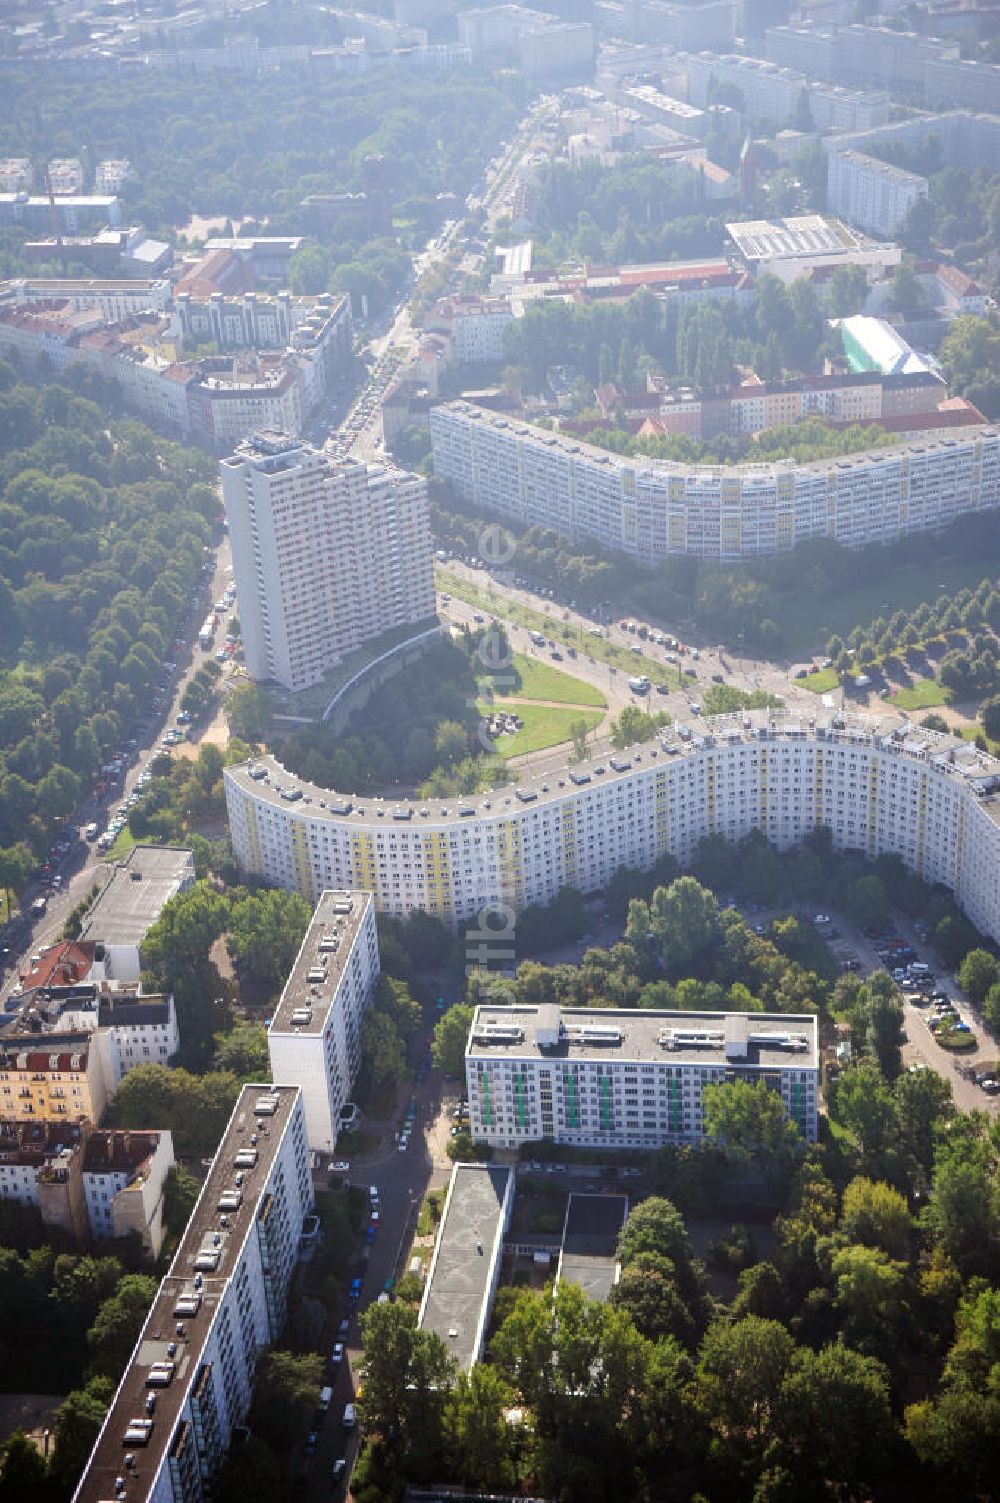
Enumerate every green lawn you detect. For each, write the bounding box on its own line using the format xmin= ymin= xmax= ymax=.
xmin=801 ymin=668 xmax=840 ymax=694
xmin=485 ymin=652 xmax=606 ymax=708
xmin=773 ymin=555 xmax=996 ymax=659
xmin=477 ymin=700 xmax=603 ymax=758
xmin=890 ymin=678 xmax=950 ymax=710
xmin=105 ymin=826 xmax=137 ymax=862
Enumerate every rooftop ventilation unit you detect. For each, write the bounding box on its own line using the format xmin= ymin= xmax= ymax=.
xmin=306 ymin=967 xmax=325 ymax=984
xmin=659 ymin=1029 xmax=726 ymax=1051
xmin=318 ymin=935 xmax=339 ymax=953
xmin=146 ymin=1361 xmax=175 ymax=1387
xmin=194 ymin=1249 xmax=221 ymax=1272
xmin=234 ymin=1148 xmax=258 ymax=1169
xmin=218 ymin=1189 xmax=242 ymax=1212
xmin=291 ymin=1008 xmax=313 ymax=1027
xmin=575 ymin=1026 xmax=622 ymax=1046
xmin=253 ymin=1094 xmax=279 ymax=1116
xmin=173 ymin=1295 xmax=201 ymax=1318
xmin=331 ymin=899 xmax=353 ymax=914
xmin=472 ymin=1025 xmax=525 ymax=1045
xmin=123 ymin=1419 xmax=153 ymax=1447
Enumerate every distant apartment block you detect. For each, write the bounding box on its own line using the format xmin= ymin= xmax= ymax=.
xmin=430 ymin=398 xmax=1000 ymax=561
xmin=94 ymin=158 xmax=131 ymax=194
xmin=458 ymin=4 xmax=594 ymax=73
xmin=174 ymin=289 xmax=352 ymax=368
xmin=221 ymin=433 xmax=435 ymax=692
xmin=826 ymin=149 xmax=927 ymax=235
xmin=681 ymin=49 xmax=890 ymax=131
xmin=47 ymin=157 xmax=85 ymax=194
xmin=24 ymin=224 xmax=171 ymax=277
xmin=465 ymin=1005 xmax=819 ymax=1150
xmin=622 ymin=0 xmax=735 ymax=47
xmin=2 ymin=275 xmax=172 ymax=321
xmin=0 ymin=158 xmax=32 ymax=192
xmin=424 ymin=294 xmax=515 ymax=363
xmin=71 ymin=1084 xmax=314 ymax=1503
xmin=766 ymin=23 xmax=1000 ymax=111
xmin=0 ymin=1121 xmax=174 ymax=1257
xmin=267 ymin=892 xmax=380 ymax=1151
xmin=0 ymin=193 xmax=120 ymax=233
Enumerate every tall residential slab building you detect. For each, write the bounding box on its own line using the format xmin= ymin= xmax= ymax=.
xmin=72 ymin=1084 xmax=313 ymax=1503
xmin=221 ymin=432 xmax=435 ymax=693
xmin=267 ymin=891 xmax=380 ymax=1151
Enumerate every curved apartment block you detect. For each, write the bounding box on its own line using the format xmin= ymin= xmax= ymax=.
xmin=429 ymin=401 xmax=1000 ymax=561
xmin=224 ymin=712 xmax=1000 ymax=944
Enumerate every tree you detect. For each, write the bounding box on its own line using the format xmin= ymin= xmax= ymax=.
xmin=224 ymin=680 xmax=269 ymax=742
xmin=225 ymin=887 xmax=312 ymax=994
xmin=697 ymin=1316 xmax=794 ymax=1460
xmin=432 ymin=1003 xmax=474 ymax=1077
xmin=211 ymin=1022 xmax=270 ymax=1079
xmin=216 ymin=1438 xmax=287 ymax=1503
xmin=163 ymin=1164 xmax=200 ymax=1242
xmin=845 ymin=874 xmax=889 ymax=931
xmin=0 ymin=841 xmax=34 ymax=916
xmin=775 ymin=1343 xmax=895 ymax=1499
xmin=981 ymin=694 xmax=1000 ymax=741
xmin=112 ymin=1064 xmax=240 ymax=1157
xmin=958 ymin=948 xmax=1000 ymax=1005
xmin=630 ymin=876 xmax=720 ymax=973
xmin=569 ymin=717 xmax=591 ymax=763
xmin=442 ymin=1366 xmax=517 ymax=1490
xmin=840 ymin=1177 xmax=912 ymax=1259
xmin=702 ymin=1078 xmax=804 ymax=1187
xmin=358 ymin=1301 xmax=454 ymax=1466
xmin=831 ymin=1243 xmax=908 ymax=1353
xmin=48 ymin=1377 xmax=114 ymax=1496
xmin=825 ymin=264 xmax=869 ymax=318
xmin=250 ymin=1349 xmax=323 ymax=1448
xmin=0 ymin=1432 xmax=46 ymax=1500
xmin=86 ymin=1274 xmax=158 ymax=1378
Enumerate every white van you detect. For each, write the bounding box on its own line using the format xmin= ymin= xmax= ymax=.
xmin=318 ymin=1386 xmax=333 ymax=1413
xmin=342 ymin=1403 xmax=356 ymax=1430
xmin=84 ymin=821 xmax=99 ymax=840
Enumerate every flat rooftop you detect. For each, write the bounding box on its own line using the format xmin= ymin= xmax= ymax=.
xmin=79 ymin=846 xmax=194 ymax=948
xmin=468 ymin=1006 xmax=820 ymax=1071
xmin=557 ymin=1193 xmax=628 ymax=1302
xmin=418 ymin=1163 xmax=514 ymax=1373
xmin=269 ymin=890 xmax=372 ymax=1036
xmin=727 ymin=214 xmax=859 ymax=261
xmin=226 ymin=709 xmax=1000 ymax=832
xmin=74 ymin=1084 xmax=301 ymax=1503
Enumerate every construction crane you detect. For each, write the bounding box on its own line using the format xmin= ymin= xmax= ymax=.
xmin=44 ymin=167 xmax=63 ymax=253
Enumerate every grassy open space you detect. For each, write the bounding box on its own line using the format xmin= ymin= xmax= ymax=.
xmin=801 ymin=668 xmax=840 ymax=694
xmin=438 ymin=568 xmax=678 ymax=688
xmin=773 ymin=555 xmax=995 ymax=659
xmin=477 ymin=700 xmax=603 ymax=758
xmin=485 ymin=652 xmax=607 ymax=707
xmin=890 ymin=678 xmax=951 ymax=710
xmin=105 ymin=826 xmax=137 ymax=862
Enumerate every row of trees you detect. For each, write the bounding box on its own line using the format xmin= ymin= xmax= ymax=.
xmin=0 ymin=366 xmax=216 ymax=879
xmin=0 ymin=1249 xmax=158 ymax=1501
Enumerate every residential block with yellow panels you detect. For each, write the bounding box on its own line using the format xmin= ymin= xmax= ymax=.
xmin=430 ymin=401 xmax=1000 ymax=562
xmin=224 ymin=713 xmax=1000 ymax=946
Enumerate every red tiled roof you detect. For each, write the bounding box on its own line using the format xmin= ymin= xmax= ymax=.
xmin=19 ymin=941 xmax=96 ymax=991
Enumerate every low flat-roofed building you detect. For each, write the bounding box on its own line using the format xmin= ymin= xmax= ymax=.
xmin=556 ymin=1192 xmax=628 ymax=1302
xmin=418 ymin=1163 xmax=515 ymax=1371
xmin=71 ymin=1084 xmax=313 ymax=1503
xmin=727 ymin=213 xmax=900 ymax=282
xmin=267 ymin=891 xmax=380 ymax=1151
xmin=466 ymin=1006 xmax=819 ymax=1150
xmin=79 ymin=846 xmax=195 ymax=981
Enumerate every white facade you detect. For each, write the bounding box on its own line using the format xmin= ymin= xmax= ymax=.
xmin=466 ymin=1006 xmax=819 ymax=1149
xmin=222 ymin=433 xmax=435 ymax=692
xmin=682 ymin=49 xmax=887 ymax=130
xmin=224 ymin=713 xmax=1000 ymax=949
xmin=82 ymin=1129 xmax=175 ymax=1257
xmin=6 ymin=276 xmax=172 ymax=321
xmin=73 ymin=1085 xmax=313 ymax=1503
xmin=430 ymin=401 xmax=1000 ymax=563
xmin=827 ymin=149 xmax=928 ymax=236
xmin=268 ymin=892 xmax=381 ymax=1152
